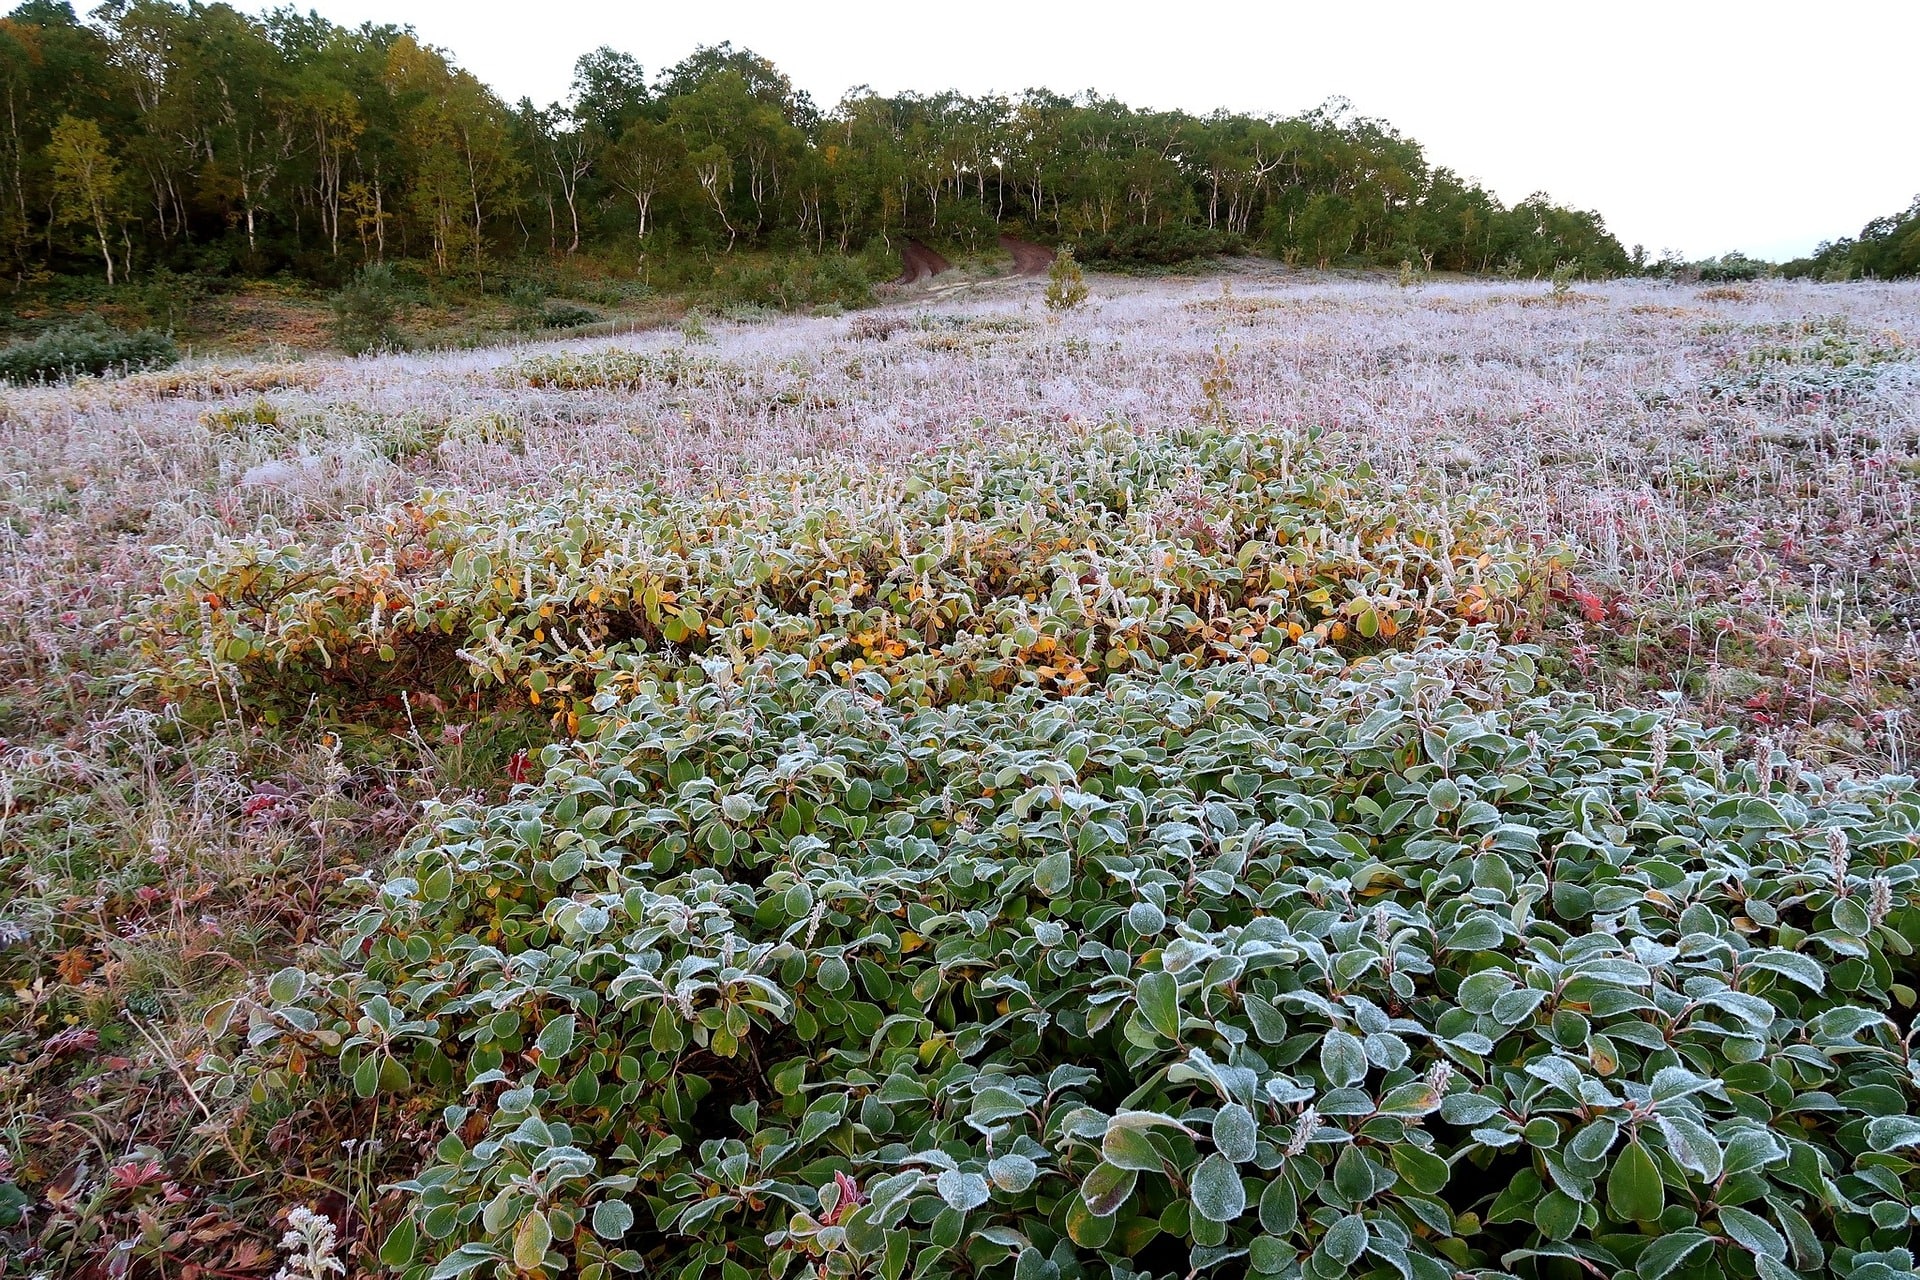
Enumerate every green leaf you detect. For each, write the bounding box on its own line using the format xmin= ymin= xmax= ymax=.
xmin=1606 ymin=1139 xmax=1663 ymax=1223
xmin=1533 ymin=1189 xmax=1580 ymax=1241
xmin=1103 ymin=1122 xmax=1164 ymax=1172
xmin=1718 ymin=1206 xmax=1787 ymax=1261
xmin=267 ymin=967 xmax=306 ymax=1005
xmin=1190 ymin=1153 xmax=1246 ymax=1223
xmin=1448 ymin=913 xmax=1503 ymax=951
xmin=1320 ymin=1213 xmax=1367 ymax=1268
xmin=1033 ymin=849 xmax=1072 ymax=898
xmin=1012 ymin=1249 xmax=1054 ymax=1280
xmin=379 ymin=1215 xmax=418 ymax=1267
xmin=1333 ymin=1145 xmax=1378 ymax=1203
xmin=969 ymin=1087 xmax=1030 ymax=1126
xmin=377 ymin=1054 xmax=411 ymax=1094
xmin=1213 ymin=1103 xmax=1258 ymax=1164
xmin=1391 ymin=1144 xmax=1450 ymax=1196
xmin=1720 ymin=1128 xmax=1784 ymax=1178
xmin=987 ymin=1154 xmax=1038 ymax=1192
xmin=1439 ymin=1092 xmax=1502 ymax=1125
xmin=1079 ymin=1162 xmax=1137 ymax=1218
xmin=536 ymin=1014 xmax=576 ymax=1061
xmin=591 ymin=1200 xmax=635 ymax=1241
xmin=1637 ymin=1228 xmax=1712 ymax=1280
xmin=1319 ymin=1030 xmax=1367 ymax=1087
xmin=1258 ymin=1174 xmax=1298 ymax=1236
xmin=1065 ymin=1194 xmax=1116 ymax=1248
xmin=1866 ymin=1115 xmax=1920 ymax=1152
xmin=935 ymin=1169 xmax=989 ymax=1213
xmin=1655 ymin=1113 xmax=1723 ymax=1180
xmin=1128 ymin=900 xmax=1167 ymax=935
xmin=1248 ymin=1235 xmax=1291 ymax=1276
xmin=1747 ymin=950 xmax=1825 ymax=991
xmin=818 ymin=956 xmax=852 ymax=991
xmin=1377 ymin=1081 xmax=1442 ymax=1117
xmin=1135 ymin=971 xmax=1181 ymax=1040
xmin=430 ymin=1245 xmax=505 ymax=1280
xmin=649 ymin=1002 xmax=686 ymax=1055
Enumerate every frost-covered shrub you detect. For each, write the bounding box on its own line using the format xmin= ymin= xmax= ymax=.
xmin=708 ymin=255 xmax=875 ymax=313
xmin=505 ymin=346 xmax=733 ymax=392
xmin=1045 ymin=249 xmax=1090 ymax=313
xmin=330 ymin=263 xmax=407 ymax=355
xmin=0 ymin=322 xmax=178 ymax=384
xmin=1701 ymin=317 xmax=1912 ymax=407
xmin=242 ymin=640 xmax=1920 ymax=1280
xmin=139 ymin=428 xmax=1552 ymax=716
xmin=541 ymin=302 xmax=602 ymax=330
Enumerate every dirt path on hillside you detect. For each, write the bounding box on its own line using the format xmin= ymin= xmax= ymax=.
xmin=893 ymin=239 xmax=954 ymax=285
xmin=999 ymin=235 xmax=1055 ymax=275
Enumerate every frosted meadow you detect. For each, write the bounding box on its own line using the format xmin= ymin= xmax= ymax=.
xmin=5 ymin=268 xmax=1920 ymax=1280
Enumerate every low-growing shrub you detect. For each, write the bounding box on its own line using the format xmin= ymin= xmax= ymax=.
xmin=0 ymin=322 xmax=179 ymax=384
xmin=560 ymin=278 xmax=657 ymax=308
xmin=331 ymin=263 xmax=408 ymax=356
xmin=1075 ymin=225 xmax=1244 ymax=269
xmin=1701 ymin=317 xmax=1911 ymax=407
xmin=200 ymin=397 xmax=283 ymax=435
xmin=542 ymin=302 xmax=603 ymax=330
xmin=124 ymin=361 xmax=326 ymax=399
xmin=1045 ymin=249 xmax=1089 ymax=313
xmin=504 ymin=288 xmax=598 ymax=333
xmin=505 ymin=346 xmax=735 ymax=392
xmin=848 ymin=313 xmax=912 ymax=343
xmin=138 ymin=428 xmax=1554 ymax=719
xmin=231 ymin=639 xmax=1920 ymax=1280
xmin=509 ymin=283 xmax=551 ymax=333
xmin=707 ymin=255 xmax=876 ymax=313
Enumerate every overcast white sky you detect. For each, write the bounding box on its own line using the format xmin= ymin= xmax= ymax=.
xmin=293 ymin=0 xmax=1919 ymax=261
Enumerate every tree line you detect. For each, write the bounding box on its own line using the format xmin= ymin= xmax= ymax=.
xmin=1 ymin=0 xmax=1633 ymax=290
xmin=1782 ymin=196 xmax=1920 ymax=282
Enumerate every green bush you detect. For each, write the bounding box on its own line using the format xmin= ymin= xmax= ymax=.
xmin=509 ymin=283 xmax=551 ymax=333
xmin=330 ymin=262 xmax=408 ymax=355
xmin=1045 ymin=249 xmax=1089 ymax=313
xmin=1075 ymin=225 xmax=1244 ymax=269
xmin=239 ymin=639 xmax=1920 ymax=1280
xmin=0 ymin=322 xmax=178 ymax=384
xmin=558 ymin=278 xmax=657 ymax=308
xmin=707 ymin=254 xmax=876 ymax=313
xmin=1696 ymin=254 xmax=1770 ymax=284
xmin=541 ymin=302 xmax=603 ymax=330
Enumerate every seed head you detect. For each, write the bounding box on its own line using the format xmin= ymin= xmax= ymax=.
xmin=1285 ymin=1106 xmax=1318 ymax=1157
xmin=1869 ymin=875 xmax=1893 ymax=927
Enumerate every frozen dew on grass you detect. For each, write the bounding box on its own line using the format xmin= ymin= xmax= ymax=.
xmin=12 ymin=269 xmax=1910 ymax=754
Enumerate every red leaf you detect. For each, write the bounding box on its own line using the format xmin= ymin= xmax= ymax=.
xmin=505 ymin=748 xmax=533 ymax=784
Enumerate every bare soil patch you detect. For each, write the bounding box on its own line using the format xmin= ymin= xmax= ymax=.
xmin=1000 ymin=234 xmax=1055 ymax=275
xmin=892 ymin=239 xmax=954 ymax=285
